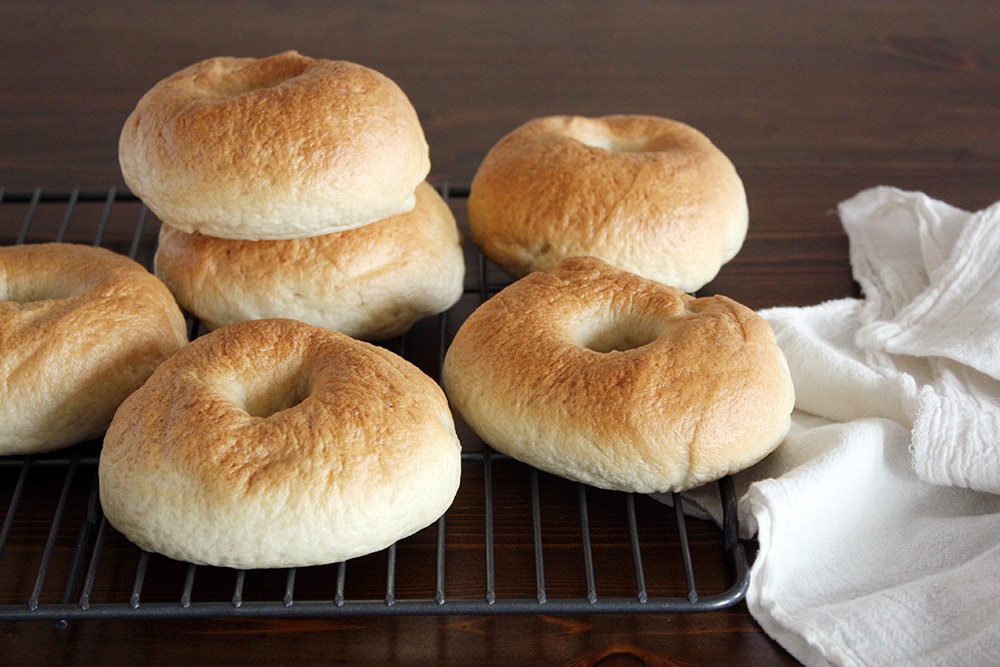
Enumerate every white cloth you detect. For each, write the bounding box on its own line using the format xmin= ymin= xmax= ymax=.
xmin=843 ymin=187 xmax=1000 ymax=493
xmin=682 ymin=187 xmax=1000 ymax=666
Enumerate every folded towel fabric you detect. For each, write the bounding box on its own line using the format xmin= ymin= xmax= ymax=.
xmin=740 ymin=412 xmax=1000 ymax=667
xmin=679 ymin=188 xmax=1000 ymax=666
xmin=842 ymin=187 xmax=1000 ymax=493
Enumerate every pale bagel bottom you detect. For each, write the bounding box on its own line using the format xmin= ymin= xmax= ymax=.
xmin=442 ymin=257 xmax=794 ymax=494
xmin=99 ymin=318 xmax=462 ymax=569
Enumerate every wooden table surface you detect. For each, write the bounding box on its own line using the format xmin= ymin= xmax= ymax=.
xmin=1 ymin=2 xmax=998 ymax=665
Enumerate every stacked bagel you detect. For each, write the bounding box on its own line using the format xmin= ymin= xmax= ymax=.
xmin=119 ymin=50 xmax=464 ymax=340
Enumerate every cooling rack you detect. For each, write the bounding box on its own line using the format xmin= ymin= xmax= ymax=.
xmin=0 ymin=186 xmax=749 ymax=624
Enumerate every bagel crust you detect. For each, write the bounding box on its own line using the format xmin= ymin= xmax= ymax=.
xmin=119 ymin=51 xmax=430 ymax=239
xmin=99 ymin=318 xmax=462 ymax=569
xmin=0 ymin=243 xmax=188 ymax=454
xmin=442 ymin=257 xmax=794 ymax=493
xmin=467 ymin=115 xmax=748 ymax=292
xmin=154 ymin=182 xmax=465 ymax=339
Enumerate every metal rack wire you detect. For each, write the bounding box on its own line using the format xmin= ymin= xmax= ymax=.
xmin=0 ymin=187 xmax=750 ymax=623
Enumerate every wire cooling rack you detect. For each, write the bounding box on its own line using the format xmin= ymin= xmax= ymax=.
xmin=0 ymin=186 xmax=749 ymax=623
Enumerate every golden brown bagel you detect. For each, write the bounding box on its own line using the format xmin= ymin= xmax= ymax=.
xmin=99 ymin=318 xmax=462 ymax=569
xmin=0 ymin=243 xmax=188 ymax=454
xmin=119 ymin=50 xmax=430 ymax=240
xmin=467 ymin=114 xmax=748 ymax=292
xmin=154 ymin=182 xmax=465 ymax=339
xmin=442 ymin=257 xmax=793 ymax=493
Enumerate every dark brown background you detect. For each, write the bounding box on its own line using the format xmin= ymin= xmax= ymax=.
xmin=2 ymin=1 xmax=998 ymax=665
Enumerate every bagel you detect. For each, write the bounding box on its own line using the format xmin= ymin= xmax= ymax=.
xmin=467 ymin=114 xmax=748 ymax=292
xmin=154 ymin=182 xmax=465 ymax=339
xmin=119 ymin=50 xmax=430 ymax=240
xmin=442 ymin=256 xmax=793 ymax=493
xmin=99 ymin=318 xmax=462 ymax=569
xmin=0 ymin=243 xmax=188 ymax=455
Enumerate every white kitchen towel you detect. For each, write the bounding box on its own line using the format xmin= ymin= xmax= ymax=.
xmin=841 ymin=187 xmax=1000 ymax=493
xmin=740 ymin=413 xmax=1000 ymax=667
xmin=677 ymin=188 xmax=1000 ymax=666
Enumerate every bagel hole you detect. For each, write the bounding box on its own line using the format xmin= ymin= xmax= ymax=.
xmin=1 ymin=277 xmax=81 ymax=305
xmin=570 ymin=126 xmax=651 ymax=153
xmin=575 ymin=311 xmax=667 ymax=353
xmin=215 ymin=60 xmax=310 ymax=98
xmin=240 ymin=361 xmax=313 ymax=419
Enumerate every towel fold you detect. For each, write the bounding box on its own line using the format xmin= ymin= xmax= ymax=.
xmin=679 ymin=187 xmax=1000 ymax=666
xmin=740 ymin=414 xmax=1000 ymax=667
xmin=842 ymin=187 xmax=1000 ymax=493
